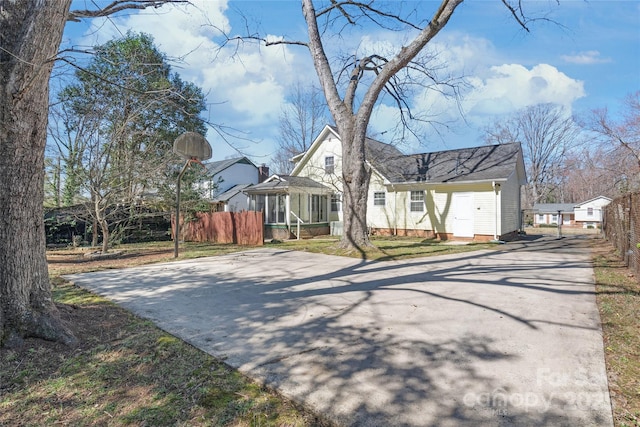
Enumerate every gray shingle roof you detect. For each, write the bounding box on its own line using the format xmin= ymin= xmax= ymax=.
xmin=244 ymin=175 xmax=330 ymax=194
xmin=212 ymin=183 xmax=252 ymax=202
xmin=205 ymin=157 xmax=254 ymax=176
xmin=295 ymin=125 xmax=523 ymax=185
xmin=532 ymin=203 xmax=577 ymax=213
xmin=369 ymin=142 xmax=522 ymax=184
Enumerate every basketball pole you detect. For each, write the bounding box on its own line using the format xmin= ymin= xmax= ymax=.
xmin=174 ymin=159 xmax=191 ymax=258
xmin=172 ymin=131 xmax=212 ymax=258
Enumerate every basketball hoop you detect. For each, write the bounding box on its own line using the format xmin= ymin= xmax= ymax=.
xmin=173 ymin=131 xmax=212 ymax=161
xmin=173 ymin=132 xmax=212 ymax=258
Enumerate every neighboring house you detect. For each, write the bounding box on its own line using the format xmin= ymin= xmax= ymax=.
xmin=532 ymin=203 xmax=576 ymax=227
xmin=202 ymin=157 xmax=268 ymax=212
xmin=246 ymin=125 xmax=527 ymax=241
xmin=533 ymin=196 xmax=612 ymax=228
xmin=574 ymin=196 xmax=612 ymax=228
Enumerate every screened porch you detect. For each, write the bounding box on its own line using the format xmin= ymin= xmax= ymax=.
xmin=245 ymin=175 xmax=333 ymax=239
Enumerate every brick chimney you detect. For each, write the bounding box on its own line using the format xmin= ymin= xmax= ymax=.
xmin=258 ymin=164 xmax=269 ymax=183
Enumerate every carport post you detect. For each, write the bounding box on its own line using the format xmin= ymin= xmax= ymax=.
xmin=557 ymin=209 xmax=562 ymax=238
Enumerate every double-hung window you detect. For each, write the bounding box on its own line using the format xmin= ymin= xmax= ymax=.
xmin=410 ymin=190 xmax=425 ymax=212
xmin=331 ymin=193 xmax=342 ymax=212
xmin=325 ymin=156 xmax=334 ymax=174
xmin=373 ymin=192 xmax=386 ymax=206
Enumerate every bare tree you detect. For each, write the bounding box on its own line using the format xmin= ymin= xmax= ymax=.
xmin=0 ymin=1 xmax=182 ymax=347
xmin=561 ymin=147 xmax=634 ymax=201
xmin=272 ymin=82 xmax=328 ymax=174
xmin=220 ymin=0 xmax=540 ymax=249
xmin=484 ymin=103 xmax=579 ymax=206
xmin=584 ymin=91 xmax=640 ymax=174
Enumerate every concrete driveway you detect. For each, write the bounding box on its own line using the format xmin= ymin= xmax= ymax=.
xmin=66 ymin=236 xmax=613 ymax=426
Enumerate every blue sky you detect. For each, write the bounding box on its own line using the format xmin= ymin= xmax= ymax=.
xmin=61 ymin=0 xmax=640 ymax=164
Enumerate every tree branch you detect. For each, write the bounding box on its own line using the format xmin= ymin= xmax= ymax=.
xmin=68 ymin=0 xmax=188 ymax=22
xmin=316 ymin=1 xmax=423 ymax=31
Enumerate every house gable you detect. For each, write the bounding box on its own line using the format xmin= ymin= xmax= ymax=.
xmin=206 ymin=156 xmax=255 ymax=176
xmin=291 ymin=125 xmax=341 ymax=176
xmin=574 ymin=196 xmax=612 ymax=224
xmin=205 ymin=157 xmax=259 ymax=196
xmin=202 ymin=156 xmax=260 ymax=212
xmin=290 ymin=125 xmax=344 ymax=189
xmin=575 ymin=196 xmax=612 ymax=209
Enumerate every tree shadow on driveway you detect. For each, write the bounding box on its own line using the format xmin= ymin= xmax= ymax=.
xmin=66 ymin=235 xmax=613 ymax=426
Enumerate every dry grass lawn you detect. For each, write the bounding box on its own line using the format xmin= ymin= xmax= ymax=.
xmin=592 ymin=239 xmax=640 ymax=427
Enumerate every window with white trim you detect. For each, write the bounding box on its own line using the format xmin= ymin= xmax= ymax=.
xmin=331 ymin=193 xmax=342 ymax=212
xmin=373 ymin=192 xmax=386 ymax=206
xmin=587 ymin=207 xmax=594 ymax=216
xmin=324 ymin=156 xmax=334 ymax=174
xmin=410 ymin=190 xmax=424 ymax=212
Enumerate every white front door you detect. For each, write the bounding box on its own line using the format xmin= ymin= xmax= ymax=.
xmin=453 ymin=192 xmax=474 ymax=237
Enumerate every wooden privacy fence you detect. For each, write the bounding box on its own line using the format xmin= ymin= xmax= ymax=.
xmin=172 ymin=211 xmax=263 ymax=246
xmin=603 ymin=192 xmax=640 ymax=276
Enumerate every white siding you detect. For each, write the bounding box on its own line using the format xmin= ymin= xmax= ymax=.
xmin=211 ymin=163 xmax=258 ymax=197
xmin=295 ymin=134 xmax=343 ymax=188
xmin=575 ymin=197 xmax=611 ymax=223
xmin=225 ymin=192 xmax=249 ymax=212
xmin=430 ymin=184 xmax=497 ymax=237
xmin=367 ymin=182 xmax=504 ymax=238
xmin=367 ymin=172 xmax=402 ymax=230
xmin=500 ymin=172 xmax=521 ymax=235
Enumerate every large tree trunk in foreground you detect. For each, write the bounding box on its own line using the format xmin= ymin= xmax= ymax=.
xmin=337 ymin=121 xmax=373 ymax=249
xmin=0 ymin=1 xmax=76 ymax=347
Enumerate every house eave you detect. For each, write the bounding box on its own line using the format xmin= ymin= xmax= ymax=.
xmin=386 ymin=178 xmax=509 ymax=189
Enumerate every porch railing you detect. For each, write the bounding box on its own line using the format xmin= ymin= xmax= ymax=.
xmin=290 ymin=211 xmax=304 ymax=240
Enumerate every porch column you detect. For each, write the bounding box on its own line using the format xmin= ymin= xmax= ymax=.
xmin=326 ymin=193 xmax=330 ymax=222
xmin=286 ymin=194 xmax=291 ymax=228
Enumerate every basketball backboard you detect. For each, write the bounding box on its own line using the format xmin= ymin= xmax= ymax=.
xmin=173 ymin=132 xmax=212 ymax=161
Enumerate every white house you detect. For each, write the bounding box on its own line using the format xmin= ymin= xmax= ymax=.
xmin=574 ymin=196 xmax=612 ymax=228
xmin=532 ymin=203 xmax=576 ymax=227
xmin=246 ymin=125 xmax=527 ymax=241
xmin=203 ymin=157 xmax=268 ymax=212
xmin=533 ymin=196 xmax=612 ymax=229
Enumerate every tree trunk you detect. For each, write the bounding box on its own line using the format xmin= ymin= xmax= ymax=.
xmin=337 ymin=121 xmax=373 ymax=249
xmin=100 ymin=219 xmax=110 ymax=254
xmin=0 ymin=1 xmax=76 ymax=347
xmin=92 ymin=217 xmax=99 ymax=247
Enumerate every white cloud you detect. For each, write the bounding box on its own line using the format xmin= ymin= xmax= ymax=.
xmin=340 ymin=30 xmax=587 ymax=153
xmin=561 ymin=50 xmax=611 ymax=65
xmin=465 ymin=63 xmax=585 ymax=117
xmin=75 ymin=1 xmax=311 ymax=159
